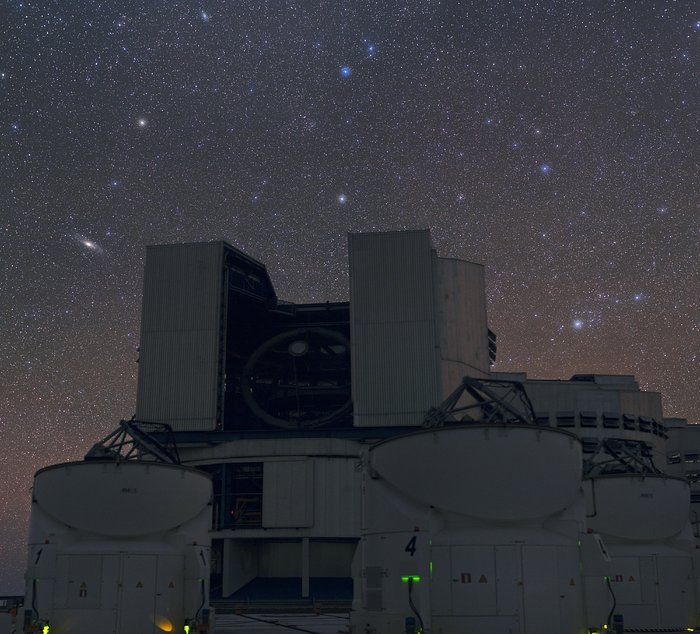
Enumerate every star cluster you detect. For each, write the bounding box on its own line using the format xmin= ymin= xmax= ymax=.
xmin=1 ymin=0 xmax=698 ymax=591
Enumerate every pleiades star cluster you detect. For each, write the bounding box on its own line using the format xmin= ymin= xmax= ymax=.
xmin=1 ymin=1 xmax=698 ymax=592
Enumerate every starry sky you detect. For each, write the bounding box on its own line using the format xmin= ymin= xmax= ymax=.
xmin=1 ymin=0 xmax=698 ymax=592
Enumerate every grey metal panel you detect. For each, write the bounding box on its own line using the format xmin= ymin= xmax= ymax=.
xmin=434 ymin=258 xmax=490 ymax=391
xmin=313 ymin=457 xmax=361 ymax=536
xmin=135 ymin=331 xmax=220 ymax=427
xmin=263 ymin=460 xmax=314 ymax=528
xmin=349 ymin=230 xmax=436 ymax=322
xmin=349 ymin=231 xmax=440 ymax=427
xmin=352 ymin=321 xmax=440 ymax=425
xmin=135 ymin=242 xmax=225 ymax=430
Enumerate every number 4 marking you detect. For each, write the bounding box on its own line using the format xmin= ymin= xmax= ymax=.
xmin=405 ymin=536 xmax=417 ymax=557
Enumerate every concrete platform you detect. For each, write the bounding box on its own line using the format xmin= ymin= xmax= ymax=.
xmin=214 ymin=613 xmax=349 ymax=633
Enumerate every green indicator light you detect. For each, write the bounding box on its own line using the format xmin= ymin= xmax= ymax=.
xmin=184 ymin=626 xmax=190 ymax=634
xmin=43 ymin=626 xmax=50 ymax=634
xmin=401 ymin=575 xmax=421 ymax=583
xmin=429 ymin=561 xmax=433 ymax=577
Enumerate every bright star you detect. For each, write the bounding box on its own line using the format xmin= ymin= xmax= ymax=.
xmin=366 ymin=43 xmax=376 ymax=57
xmin=484 ymin=117 xmax=493 ymax=125
xmin=633 ymin=294 xmax=642 ymax=301
xmin=200 ymin=10 xmax=210 ymax=21
xmin=337 ymin=194 xmax=347 ymax=204
xmin=539 ymin=163 xmax=552 ymax=175
xmin=340 ymin=66 xmax=352 ymax=78
xmin=573 ymin=319 xmax=584 ymax=330
xmin=137 ymin=118 xmax=147 ymax=128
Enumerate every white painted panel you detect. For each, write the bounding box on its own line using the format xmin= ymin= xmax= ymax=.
xmin=118 ymin=554 xmax=157 ymax=634
xmin=430 ymin=545 xmax=452 ymax=615
xmin=521 ymin=546 xmax=558 ymax=634
xmin=155 ymin=555 xmax=184 ymax=626
xmin=313 ymin=457 xmax=361 ymax=536
xmin=263 ymin=460 xmax=314 ymax=528
xmin=258 ymin=542 xmax=302 ymax=577
xmin=56 ymin=554 xmax=104 ymax=610
xmin=309 ymin=542 xmax=357 ymax=576
xmin=223 ymin=540 xmax=259 ymax=597
xmin=657 ymin=556 xmax=694 ymax=626
xmin=495 ymin=545 xmax=521 ymax=617
xmin=450 ymin=545 xmax=497 ymax=615
xmin=556 ymin=546 xmax=584 ymax=634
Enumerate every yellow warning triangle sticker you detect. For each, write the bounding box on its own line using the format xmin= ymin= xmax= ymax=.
xmin=136 ymin=581 xmax=143 ymax=588
xmin=168 ymin=581 xmax=175 ymax=588
xmin=569 ymin=578 xmax=575 ymax=586
xmin=478 ymin=574 xmax=488 ymax=583
xmin=628 ymin=575 xmax=635 ymax=582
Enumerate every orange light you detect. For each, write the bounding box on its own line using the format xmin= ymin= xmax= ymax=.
xmin=154 ymin=616 xmax=174 ymax=632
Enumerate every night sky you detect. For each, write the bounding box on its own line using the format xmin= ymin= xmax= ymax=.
xmin=2 ymin=1 xmax=698 ymax=592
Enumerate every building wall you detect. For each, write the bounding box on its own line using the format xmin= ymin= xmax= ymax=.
xmin=136 ymin=242 xmax=226 ymax=430
xmin=183 ymin=438 xmax=364 ymax=598
xmin=665 ymin=420 xmax=700 ymax=522
xmin=492 ymin=373 xmax=668 ymax=457
xmin=181 ymin=438 xmax=363 ymax=540
xmin=349 ymin=231 xmax=491 ymax=427
xmin=349 ymin=230 xmax=440 ymax=427
xmin=434 ymin=257 xmax=491 ymax=397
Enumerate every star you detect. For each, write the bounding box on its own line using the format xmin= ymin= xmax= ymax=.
xmin=572 ymin=319 xmax=584 ymax=330
xmin=337 ymin=194 xmax=347 ymax=204
xmin=340 ymin=66 xmax=352 ymax=78
xmin=200 ymin=10 xmax=210 ymax=22
xmin=539 ymin=163 xmax=552 ymax=175
xmin=137 ymin=118 xmax=147 ymax=128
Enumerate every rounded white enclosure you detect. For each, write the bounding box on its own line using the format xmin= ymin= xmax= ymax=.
xmin=585 ymin=474 xmax=690 ymax=540
xmin=370 ymin=424 xmax=581 ymax=521
xmin=33 ymin=460 xmax=211 ymax=537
